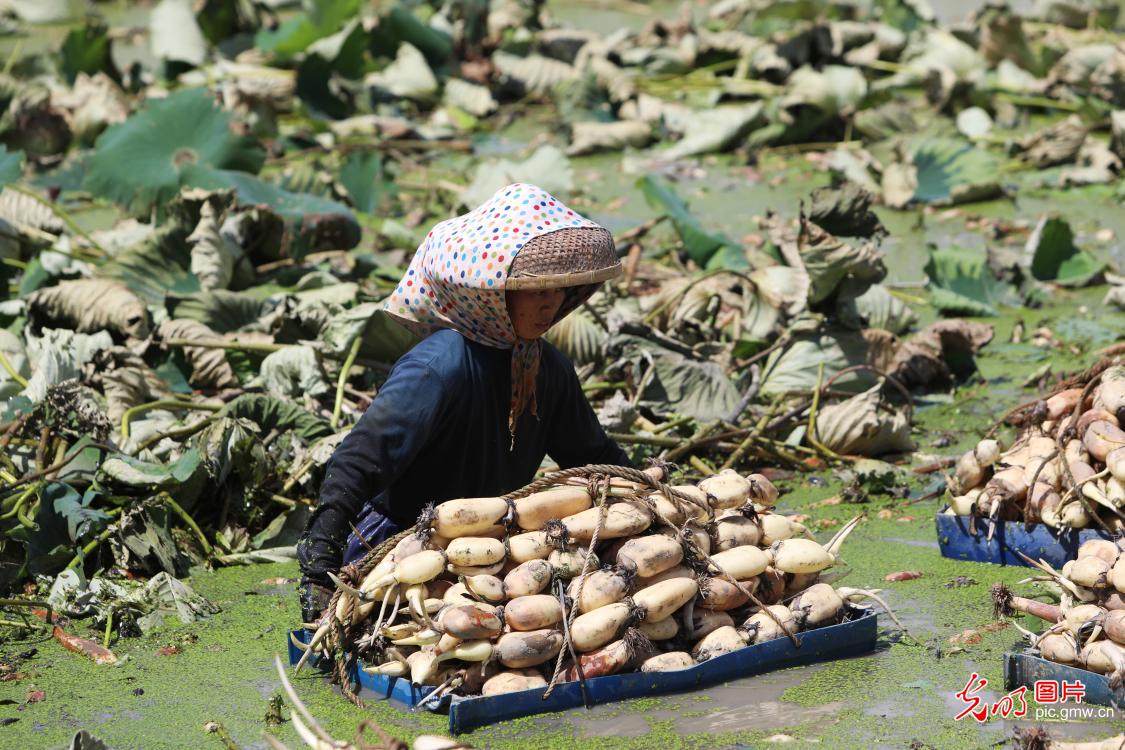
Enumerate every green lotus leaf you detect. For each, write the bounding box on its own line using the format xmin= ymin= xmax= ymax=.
xmin=638 ymin=175 xmax=742 ymax=268
xmin=180 ymin=165 xmax=360 ymax=252
xmin=924 ymin=247 xmax=1019 ymax=317
xmin=1026 ymin=215 xmax=1105 ymax=287
xmin=338 ymin=150 xmax=396 ymax=215
xmin=83 ymin=88 xmax=265 ymax=216
xmin=911 ymin=137 xmax=1003 ymax=205
xmin=60 ymin=21 xmax=118 ymax=83
xmin=370 ymin=5 xmax=453 ymax=65
xmin=255 ymin=0 xmax=360 ymax=58
xmin=759 ymin=329 xmax=875 ymax=396
xmin=219 ymin=393 xmax=333 ymax=442
xmin=0 ymin=145 xmax=23 ymax=185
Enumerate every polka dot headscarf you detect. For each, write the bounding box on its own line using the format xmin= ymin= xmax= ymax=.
xmin=384 ymin=183 xmax=602 ymax=447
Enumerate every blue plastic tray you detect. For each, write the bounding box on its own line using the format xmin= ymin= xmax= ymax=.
xmin=935 ymin=509 xmax=1113 ymax=568
xmin=1004 ymin=652 xmax=1124 ymax=708
xmin=288 ymin=606 xmax=878 ymax=734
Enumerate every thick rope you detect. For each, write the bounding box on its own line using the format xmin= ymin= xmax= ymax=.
xmin=543 ymin=476 xmax=610 ymax=699
xmin=315 ymin=527 xmax=418 ymax=699
xmin=555 ymin=577 xmax=591 ymax=708
xmin=334 ymin=618 xmax=364 ymax=707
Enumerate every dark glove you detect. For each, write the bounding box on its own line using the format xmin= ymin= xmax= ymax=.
xmin=297 ymin=505 xmax=348 ymax=593
xmin=298 ymin=580 xmax=334 ymax=626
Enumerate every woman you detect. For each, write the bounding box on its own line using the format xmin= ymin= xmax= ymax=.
xmin=297 ymin=183 xmax=633 ymax=621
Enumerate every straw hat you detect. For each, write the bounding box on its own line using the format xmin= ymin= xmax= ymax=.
xmin=505 ymin=226 xmax=622 ymax=290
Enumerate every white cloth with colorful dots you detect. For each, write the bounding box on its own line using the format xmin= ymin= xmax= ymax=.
xmin=384 ymin=182 xmax=600 ymax=444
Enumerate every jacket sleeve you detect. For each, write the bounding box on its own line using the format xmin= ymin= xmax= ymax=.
xmin=297 ymin=357 xmax=452 ymax=588
xmin=544 ymin=350 xmax=633 ymax=470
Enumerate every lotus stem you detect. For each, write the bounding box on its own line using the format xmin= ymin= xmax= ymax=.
xmin=281 ymin=458 xmax=316 ymax=495
xmin=689 ymin=455 xmax=715 ymax=475
xmin=47 ymin=438 xmax=67 ymax=480
xmin=203 ymin=720 xmax=240 ymax=750
xmin=164 ymin=338 xmax=390 ymax=371
xmin=34 ymin=426 xmax=48 ymax=474
xmin=331 ymin=335 xmax=362 ymax=429
xmin=652 ymin=415 xmax=693 ymax=434
xmin=131 ymin=416 xmax=216 ymax=455
xmin=164 ymin=337 xmax=286 ymax=354
xmin=722 ymin=397 xmax=784 ymax=471
xmin=665 ymin=419 xmax=725 ymax=462
xmin=2 ymin=39 xmax=22 ymax=76
xmin=0 ymin=618 xmax=50 ymax=631
xmin=120 ymin=400 xmax=222 ymax=439
xmin=0 ymin=349 xmax=27 ymax=388
xmin=1 ymin=441 xmax=109 ymax=492
xmin=66 ymin=525 xmax=116 ymax=570
xmin=582 ymin=381 xmax=627 ymax=393
xmin=15 ymin=497 xmax=35 ymax=528
xmin=861 ymin=59 xmax=907 ymax=73
xmin=262 ymin=736 xmax=292 ymax=750
xmin=158 ymin=492 xmax=213 ymax=556
xmin=5 ymin=185 xmax=106 ymax=257
xmin=995 ymin=92 xmax=1081 ymax=111
xmin=0 ymin=484 xmax=36 ymax=520
xmin=805 ymin=362 xmax=839 ymax=460
xmin=608 ymin=432 xmax=680 ymax=447
xmin=268 ymin=494 xmax=304 ymax=508
xmin=0 ymin=597 xmax=54 ymax=610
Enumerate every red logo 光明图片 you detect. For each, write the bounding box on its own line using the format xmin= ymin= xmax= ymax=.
xmin=954 ymin=673 xmax=1027 ymax=721
xmin=954 ymin=674 xmax=1086 ymax=722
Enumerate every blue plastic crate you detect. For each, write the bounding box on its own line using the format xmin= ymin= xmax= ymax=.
xmin=935 ymin=509 xmax=1113 ymax=568
xmin=288 ymin=606 xmax=878 ymax=734
xmin=1004 ymin=652 xmax=1125 ymax=709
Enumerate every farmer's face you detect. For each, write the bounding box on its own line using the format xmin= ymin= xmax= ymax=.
xmin=506 ymin=288 xmax=566 ymax=339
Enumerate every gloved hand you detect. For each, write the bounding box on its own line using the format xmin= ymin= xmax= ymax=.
xmin=296 ymin=512 xmax=341 ymax=626
xmin=298 ymin=579 xmax=334 ymax=626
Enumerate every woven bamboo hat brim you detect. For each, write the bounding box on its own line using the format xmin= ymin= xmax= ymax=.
xmin=505 ymin=226 xmax=622 ymax=290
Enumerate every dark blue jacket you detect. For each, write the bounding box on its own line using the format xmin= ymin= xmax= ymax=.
xmin=297 ymin=329 xmax=631 ymax=587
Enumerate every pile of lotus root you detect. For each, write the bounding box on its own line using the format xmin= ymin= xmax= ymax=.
xmin=946 ymin=362 xmax=1125 ymax=532
xmin=294 ymin=465 xmax=887 ymax=702
xmin=994 ymin=537 xmax=1125 ymax=688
